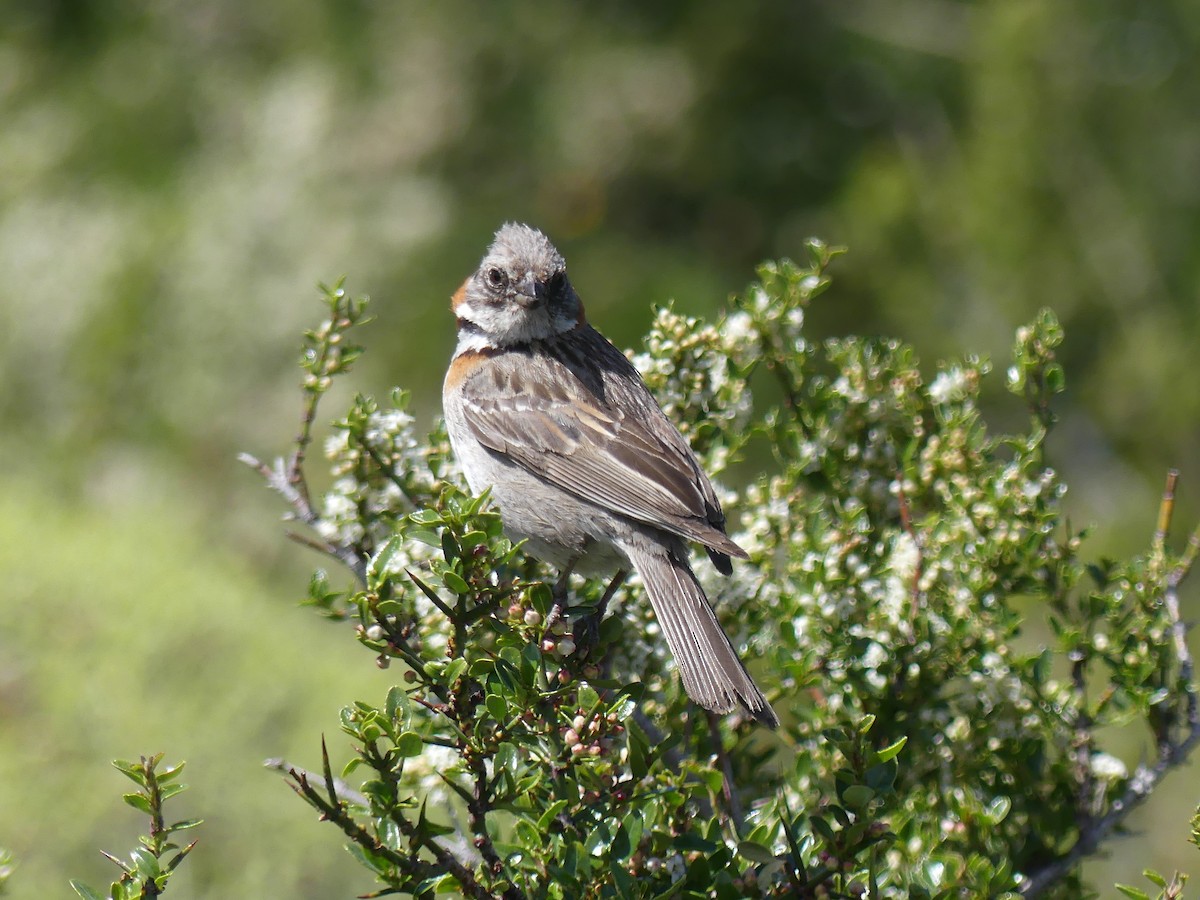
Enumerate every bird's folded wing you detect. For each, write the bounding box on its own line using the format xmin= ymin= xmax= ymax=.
xmin=458 ymin=352 xmax=744 ymax=558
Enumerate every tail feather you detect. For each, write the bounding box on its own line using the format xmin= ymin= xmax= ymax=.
xmin=625 ymin=542 xmax=778 ymax=727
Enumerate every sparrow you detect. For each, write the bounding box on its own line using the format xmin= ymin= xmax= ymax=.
xmin=442 ymin=223 xmax=777 ymax=727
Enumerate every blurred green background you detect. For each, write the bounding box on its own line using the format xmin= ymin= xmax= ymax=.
xmin=1 ymin=0 xmax=1197 ymax=895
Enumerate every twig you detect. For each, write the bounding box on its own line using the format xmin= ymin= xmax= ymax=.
xmin=287 ymin=767 xmax=433 ymax=886
xmin=1020 ymin=729 xmax=1200 ymax=897
xmin=1021 ymin=471 xmax=1200 ymax=897
xmin=1068 ymin=654 xmax=1095 ymax=823
xmin=1153 ymin=470 xmax=1179 ymax=556
xmin=1160 ymin=473 xmax=1198 ymax=733
xmin=288 ymin=761 xmax=501 ymax=900
xmin=239 ymin=451 xmax=368 ymax=584
xmin=706 ymin=711 xmax=745 ymax=833
xmin=466 ymin=754 xmax=518 ymax=899
xmin=264 ymin=757 xmax=369 ymax=807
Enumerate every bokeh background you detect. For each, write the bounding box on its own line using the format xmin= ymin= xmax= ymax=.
xmin=2 ymin=1 xmax=1198 ymax=895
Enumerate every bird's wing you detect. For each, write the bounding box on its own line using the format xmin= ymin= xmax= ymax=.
xmin=457 ymin=333 xmax=745 ymax=559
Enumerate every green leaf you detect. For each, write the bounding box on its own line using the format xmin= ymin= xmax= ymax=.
xmin=460 ymin=530 xmax=489 ymax=551
xmin=841 ymin=784 xmax=875 ymax=809
xmin=395 ymin=731 xmax=424 ymax=757
xmin=673 ymin=833 xmax=717 ymax=852
xmin=538 ymin=799 xmax=569 ymax=833
xmin=577 ymin=683 xmax=600 ymax=711
xmin=408 ymin=508 xmax=444 ymax=526
xmin=485 ymin=693 xmax=507 ymax=722
xmin=611 ymin=861 xmax=634 ymax=900
xmin=407 ymin=528 xmax=442 ymax=548
xmin=367 ymin=536 xmax=404 ymax=590
xmin=1114 ymin=886 xmax=1150 ymax=900
xmin=528 ymin=582 xmax=554 ymax=617
xmin=130 ymin=847 xmax=162 ymax=879
xmin=122 ymin=792 xmax=153 ymax=814
xmin=414 ymin=872 xmax=458 ymax=895
xmin=1143 ymin=870 xmax=1168 ymax=888
xmin=441 ymin=530 xmax=460 ymax=564
xmin=70 ymin=881 xmax=106 ymax=900
xmin=622 ymin=809 xmax=644 ymax=854
xmin=810 ymin=815 xmax=836 ymax=844
xmin=582 ymin=821 xmax=612 ymax=856
xmin=112 ymin=759 xmax=143 ymax=783
xmin=156 ymin=761 xmax=186 ymax=782
xmin=626 ymin=719 xmax=651 ymax=781
xmin=441 ymin=570 xmax=470 ymax=595
xmin=345 ymin=842 xmax=389 ymax=876
xmin=738 ymin=840 xmax=777 ymax=864
xmin=491 ymin=657 xmax=520 ymax=690
xmin=385 ymin=684 xmax=411 ymax=725
xmin=984 ymin=795 xmax=1012 ymax=825
xmin=864 ymin=762 xmax=897 ymax=792
xmin=513 ymin=817 xmax=540 ymax=847
xmin=611 ymin=823 xmax=631 ymax=861
xmin=874 ymin=736 xmax=907 ymax=763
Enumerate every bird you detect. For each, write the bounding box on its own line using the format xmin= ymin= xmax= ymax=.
xmin=442 ymin=222 xmax=778 ymax=727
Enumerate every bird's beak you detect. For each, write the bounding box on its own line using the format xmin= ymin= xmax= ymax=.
xmin=513 ymin=272 xmax=544 ymax=309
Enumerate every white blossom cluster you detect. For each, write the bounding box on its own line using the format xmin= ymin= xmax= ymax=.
xmin=631 ymin=303 xmax=753 ymax=469
xmin=734 ymin=280 xmax=809 ymax=364
xmin=316 ymin=400 xmax=449 ymax=549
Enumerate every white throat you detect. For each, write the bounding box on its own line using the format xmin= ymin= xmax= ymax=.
xmin=455 ymin=296 xmax=578 ymax=351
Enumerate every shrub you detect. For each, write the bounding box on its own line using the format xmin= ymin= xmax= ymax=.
xmin=243 ymin=244 xmax=1200 ymax=898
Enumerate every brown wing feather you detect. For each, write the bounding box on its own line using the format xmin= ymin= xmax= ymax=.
xmin=457 ymin=328 xmax=745 ymax=559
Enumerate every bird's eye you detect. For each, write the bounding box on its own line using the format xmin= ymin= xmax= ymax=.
xmin=485 ymin=267 xmax=506 ymax=290
xmin=547 ymin=271 xmax=566 ymax=294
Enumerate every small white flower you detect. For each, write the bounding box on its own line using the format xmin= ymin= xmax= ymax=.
xmin=323 ymin=431 xmax=350 ymax=459
xmin=723 ymin=310 xmax=754 ymax=342
xmin=322 ymin=491 xmax=357 ymax=521
xmin=1089 ymin=752 xmax=1127 ymax=781
xmin=929 ymin=367 xmax=969 ymax=404
xmin=862 ymin=641 xmax=888 ymax=670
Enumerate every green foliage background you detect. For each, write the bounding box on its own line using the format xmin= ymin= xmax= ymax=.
xmin=1 ymin=1 xmax=1197 ymax=896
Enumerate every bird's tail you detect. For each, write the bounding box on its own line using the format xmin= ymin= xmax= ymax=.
xmin=624 ymin=541 xmax=778 ymax=728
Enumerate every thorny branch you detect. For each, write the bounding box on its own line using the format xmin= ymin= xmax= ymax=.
xmin=238 ymin=451 xmax=369 ymax=583
xmin=240 ymin=287 xmax=372 ymax=585
xmin=1021 ymin=470 xmax=1200 ymax=898
xmin=285 ymin=741 xmax=504 ymax=900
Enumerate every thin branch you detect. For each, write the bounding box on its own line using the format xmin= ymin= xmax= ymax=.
xmin=287 ymin=768 xmax=434 ymax=887
xmin=1020 ymin=729 xmax=1200 ymax=897
xmin=265 ymin=757 xmax=368 ymax=807
xmin=1021 ymin=471 xmax=1200 ymax=897
xmin=465 ymin=754 xmax=511 ymax=889
xmin=239 ymin=451 xmax=368 ymax=584
xmin=1068 ymin=653 xmax=1095 ymax=824
xmin=289 ymin=762 xmax=500 ymax=900
xmin=706 ymin=711 xmax=745 ymax=834
xmin=1153 ymin=469 xmax=1179 ymax=557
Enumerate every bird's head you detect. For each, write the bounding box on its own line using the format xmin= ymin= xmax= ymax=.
xmin=452 ymin=223 xmax=585 ymax=349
